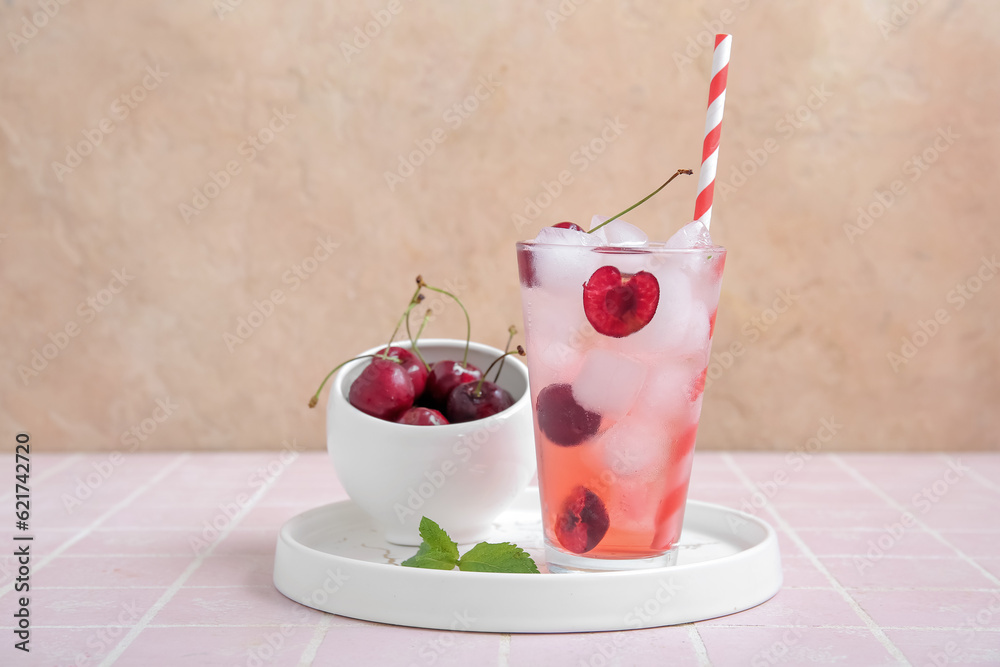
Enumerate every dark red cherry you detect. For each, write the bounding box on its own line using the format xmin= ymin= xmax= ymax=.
xmin=552 ymin=221 xmax=584 ymax=231
xmin=396 ymin=407 xmax=449 ymax=426
xmin=425 ymin=360 xmax=482 ymax=407
xmin=445 ymin=381 xmax=514 ymax=423
xmin=375 ymin=346 xmax=428 ymax=397
xmin=555 ymin=486 xmax=610 ymax=554
xmin=536 ymin=383 xmax=601 ymax=446
xmin=582 ymin=266 xmax=659 ymax=338
xmin=348 ymin=358 xmax=415 ymax=421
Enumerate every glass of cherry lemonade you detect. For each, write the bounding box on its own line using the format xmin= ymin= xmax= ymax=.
xmin=516 ymin=220 xmax=725 ymax=572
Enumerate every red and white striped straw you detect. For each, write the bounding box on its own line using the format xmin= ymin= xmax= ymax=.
xmin=693 ymin=34 xmax=732 ymax=230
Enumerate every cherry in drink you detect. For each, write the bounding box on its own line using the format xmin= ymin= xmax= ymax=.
xmin=517 ymin=220 xmax=725 ymax=571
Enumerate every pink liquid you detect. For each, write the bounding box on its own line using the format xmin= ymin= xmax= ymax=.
xmin=518 ymin=242 xmax=725 ymax=561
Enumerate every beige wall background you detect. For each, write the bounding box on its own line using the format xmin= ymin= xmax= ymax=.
xmin=2 ymin=1 xmax=998 ymax=452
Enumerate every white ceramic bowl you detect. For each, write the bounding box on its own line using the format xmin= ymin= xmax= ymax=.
xmin=326 ymin=338 xmax=535 ymax=545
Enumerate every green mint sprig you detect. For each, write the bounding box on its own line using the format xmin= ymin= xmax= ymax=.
xmin=401 ymin=517 xmax=540 ymax=574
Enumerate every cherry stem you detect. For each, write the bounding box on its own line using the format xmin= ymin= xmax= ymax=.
xmin=420 ymin=280 xmax=471 ymax=368
xmin=385 ymin=282 xmax=424 ymax=351
xmin=308 ymin=353 xmax=399 ymax=408
xmin=406 ymin=308 xmax=433 ymax=372
xmin=587 ymin=168 xmax=694 ymax=234
xmin=474 ymin=346 xmax=525 ymax=397
xmin=493 ymin=325 xmax=517 ymax=382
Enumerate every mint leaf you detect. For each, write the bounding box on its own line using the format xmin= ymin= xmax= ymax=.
xmin=418 ymin=517 xmax=459 ymax=561
xmin=399 ymin=518 xmax=539 ymax=573
xmin=456 ymin=542 xmax=540 ymax=574
xmin=401 ymin=542 xmax=459 ymax=570
xmin=401 ymin=517 xmax=460 ymax=570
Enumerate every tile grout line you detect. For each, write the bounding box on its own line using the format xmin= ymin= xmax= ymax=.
xmin=941 ymin=453 xmax=1000 ymax=494
xmin=35 ymin=585 xmax=275 ymax=590
xmin=220 ymin=623 xmax=947 ymax=633
xmin=10 ymin=623 xmax=1000 ymax=632
xmin=35 ymin=552 xmax=1000 ymax=560
xmin=0 ymin=454 xmax=190 ymax=601
xmin=686 ymin=624 xmax=712 ymax=666
xmin=98 ymin=457 xmax=290 ymax=667
xmin=722 ymin=453 xmax=912 ymax=666
xmin=832 ymin=454 xmax=1000 ymax=588
xmin=0 ymin=453 xmax=83 ymax=503
xmin=497 ymin=633 xmax=511 ymax=667
xmin=24 ymin=552 xmax=999 ymax=560
xmin=13 ymin=527 xmax=286 ymax=532
xmin=777 ymin=554 xmax=992 ymax=560
xmin=16 ymin=554 xmax=217 ymax=559
xmin=781 ymin=553 xmax=999 ymax=558
xmin=28 ymin=584 xmax=1000 ymax=592
xmin=297 ymin=615 xmax=331 ymax=666
xmin=704 ymin=502 xmax=992 ymax=509
xmin=789 ymin=528 xmax=1000 ymax=535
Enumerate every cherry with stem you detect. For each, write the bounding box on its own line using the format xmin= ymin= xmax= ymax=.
xmin=588 ymin=168 xmax=693 ymax=235
xmin=419 ymin=277 xmax=472 ymax=369
xmin=445 ymin=346 xmax=525 ymax=423
xmin=473 ymin=346 xmax=525 ymax=398
xmin=310 ymin=279 xmax=423 ymax=409
xmin=383 ymin=278 xmax=425 ymax=354
xmin=405 ymin=303 xmax=433 ymax=372
xmin=308 ymin=353 xmax=398 ymax=408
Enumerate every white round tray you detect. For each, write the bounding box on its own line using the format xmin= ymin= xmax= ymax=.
xmin=272 ymin=488 xmax=782 ymax=633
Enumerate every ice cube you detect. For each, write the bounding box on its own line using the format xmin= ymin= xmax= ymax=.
xmin=524 ymin=291 xmax=576 ymax=346
xmin=601 ymin=420 xmax=665 ymax=477
xmin=674 ymin=303 xmax=711 ymax=361
xmin=535 ymin=225 xmax=604 ymax=246
xmin=531 ymin=227 xmax=605 ymax=295
xmin=604 ymin=221 xmax=648 ymax=247
xmin=571 ymin=349 xmax=647 ymax=418
xmin=590 ymin=216 xmax=648 ymax=246
xmin=665 ymin=220 xmax=713 ymax=249
xmin=535 ymin=341 xmax=584 ymax=379
xmin=531 ymin=243 xmax=603 ymax=297
xmin=588 ymin=216 xmax=609 ymax=244
xmin=523 ymin=290 xmax=596 ymax=377
xmin=617 ymin=267 xmax=699 ymax=356
xmin=665 ymin=220 xmax=725 ymax=281
xmin=636 ymin=358 xmax=705 ymax=427
xmin=688 ymin=257 xmax=725 ymax=312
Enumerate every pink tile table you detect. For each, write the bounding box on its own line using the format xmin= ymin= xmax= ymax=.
xmin=3 ymin=452 xmax=997 ymax=666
